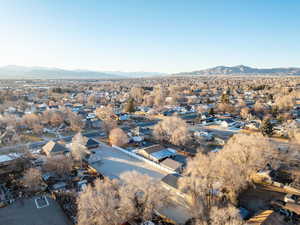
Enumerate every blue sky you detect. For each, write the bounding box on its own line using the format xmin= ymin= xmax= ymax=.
xmin=0 ymin=0 xmax=299 ymax=73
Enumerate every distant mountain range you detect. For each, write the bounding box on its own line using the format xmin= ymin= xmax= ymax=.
xmin=173 ymin=65 xmax=300 ymax=76
xmin=0 ymin=65 xmax=165 ymax=79
xmin=1 ymin=65 xmax=300 ymax=79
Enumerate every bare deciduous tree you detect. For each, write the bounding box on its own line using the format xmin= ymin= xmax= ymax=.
xmin=153 ymin=116 xmax=190 ymax=145
xmin=179 ymin=153 xmax=220 ymax=220
xmin=290 ymin=128 xmax=300 ymax=144
xmin=275 ymin=93 xmax=295 ymax=111
xmin=77 ymin=178 xmax=131 ymax=225
xmin=22 ymin=113 xmax=40 ymax=129
xmin=179 ymin=152 xmax=245 ymax=224
xmin=71 ymin=142 xmax=88 ymax=163
xmin=78 ymin=172 xmax=170 ymax=225
xmin=119 ymin=171 xmax=170 ymax=221
xmin=71 ymin=133 xmax=88 ymax=165
xmin=95 ymin=106 xmax=116 ymax=121
xmin=253 ymin=100 xmax=265 ymax=114
xmin=281 ymin=128 xmax=300 ymax=170
xmin=240 ymin=107 xmax=250 ymax=120
xmin=76 ymin=93 xmax=86 ymax=104
xmin=66 ymin=110 xmax=84 ymax=132
xmin=153 ymin=86 xmax=166 ymax=107
xmin=95 ymin=106 xmax=118 ymax=135
xmin=180 ymin=133 xmax=278 ymax=222
xmin=109 ymin=127 xmax=128 ymax=146
xmin=217 ymin=103 xmax=234 ymax=114
xmin=23 ymin=168 xmax=43 ymax=191
xmin=205 ymin=205 xmax=245 ymax=225
xmin=50 ymin=111 xmax=64 ymax=127
xmin=215 ymin=133 xmax=278 ymax=201
xmin=43 ymin=155 xmax=73 ymax=177
xmin=130 ymin=87 xmax=144 ymax=104
xmin=32 ymin=123 xmax=43 ymax=135
xmin=143 ymin=94 xmax=155 ymax=107
xmin=72 ymin=132 xmax=88 ymax=146
xmin=87 ymin=94 xmax=96 ymax=106
xmin=103 ymin=119 xmax=118 ymax=135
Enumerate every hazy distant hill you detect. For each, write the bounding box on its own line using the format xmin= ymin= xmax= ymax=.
xmin=173 ymin=65 xmax=300 ymax=76
xmin=1 ymin=65 xmax=300 ymax=79
xmin=0 ymin=65 xmax=165 ymax=79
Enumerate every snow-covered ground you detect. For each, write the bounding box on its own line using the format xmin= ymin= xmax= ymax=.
xmin=90 ymin=143 xmax=168 ymax=180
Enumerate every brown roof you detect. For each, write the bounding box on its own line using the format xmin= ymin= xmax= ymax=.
xmin=160 ymin=158 xmax=182 ymax=171
xmin=42 ymin=141 xmax=69 ymax=156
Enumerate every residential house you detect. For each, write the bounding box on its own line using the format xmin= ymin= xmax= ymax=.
xmin=37 ymin=103 xmax=48 ymax=112
xmin=85 ymin=118 xmax=102 ymax=129
xmin=85 ymin=138 xmax=99 ymax=149
xmin=0 ymin=154 xmax=18 ymax=175
xmin=137 ymin=145 xmax=177 ymax=162
xmin=42 ymin=141 xmax=69 ymax=157
xmin=219 ymin=118 xmax=235 ymax=128
xmin=160 ymin=158 xmax=183 ymax=173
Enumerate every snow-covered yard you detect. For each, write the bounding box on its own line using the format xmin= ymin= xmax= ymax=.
xmin=90 ymin=143 xmax=168 ymax=180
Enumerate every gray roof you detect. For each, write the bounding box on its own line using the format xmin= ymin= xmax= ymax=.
xmin=85 ymin=138 xmax=99 ymax=147
xmin=161 ymin=174 xmax=181 ymax=189
xmin=0 ymin=155 xmax=14 ymax=164
xmin=173 ymin=155 xmax=187 ymax=165
xmin=150 ymin=148 xmax=176 ymax=161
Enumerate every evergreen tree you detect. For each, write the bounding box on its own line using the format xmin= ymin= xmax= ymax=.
xmin=209 ymin=107 xmax=215 ymax=116
xmin=271 ymin=106 xmax=278 ymax=118
xmin=260 ymin=118 xmax=273 ymax=136
xmin=221 ymin=93 xmax=230 ymax=104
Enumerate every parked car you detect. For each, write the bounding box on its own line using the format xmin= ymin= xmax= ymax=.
xmin=284 ymin=194 xmax=300 ymax=204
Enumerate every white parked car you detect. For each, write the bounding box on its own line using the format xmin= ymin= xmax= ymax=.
xmin=141 ymin=221 xmax=155 ymax=225
xmin=284 ymin=194 xmax=300 ymax=204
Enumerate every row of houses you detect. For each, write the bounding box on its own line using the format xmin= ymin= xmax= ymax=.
xmin=42 ymin=138 xmax=99 ymax=157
